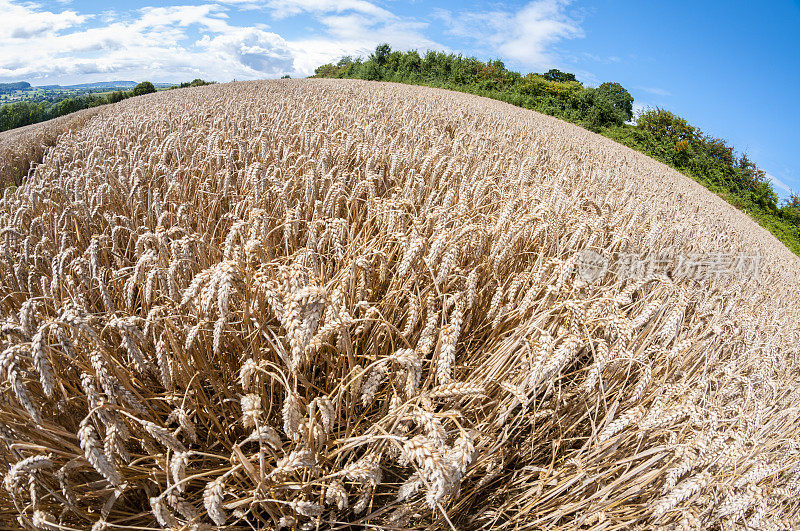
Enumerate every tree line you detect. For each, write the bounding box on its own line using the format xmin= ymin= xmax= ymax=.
xmin=0 ymin=79 xmax=214 ymax=134
xmin=314 ymin=44 xmax=800 ymax=254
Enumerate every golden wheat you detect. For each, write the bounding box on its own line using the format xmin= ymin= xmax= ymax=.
xmin=0 ymin=107 xmax=104 ymax=188
xmin=0 ymin=79 xmax=799 ymax=529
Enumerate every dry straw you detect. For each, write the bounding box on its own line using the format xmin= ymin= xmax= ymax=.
xmin=1 ymin=79 xmax=799 ymax=529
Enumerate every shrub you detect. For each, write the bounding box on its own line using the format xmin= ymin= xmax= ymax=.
xmin=133 ymin=81 xmax=156 ymax=96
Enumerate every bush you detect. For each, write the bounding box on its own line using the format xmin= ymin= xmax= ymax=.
xmin=132 ymin=81 xmax=156 ymax=96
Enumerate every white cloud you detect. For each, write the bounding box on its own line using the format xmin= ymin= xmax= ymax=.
xmin=636 ymin=86 xmax=671 ymax=97
xmin=287 ymin=28 xmax=441 ymax=76
xmin=261 ymin=0 xmax=395 ymax=21
xmin=198 ymin=28 xmax=295 ymax=76
xmin=0 ymin=0 xmax=575 ymax=83
xmin=264 ymin=0 xmax=440 ymax=67
xmin=766 ymin=172 xmax=793 ymax=196
xmin=628 ymin=102 xmax=648 ymax=124
xmin=135 ymin=5 xmax=232 ymax=33
xmin=436 ymin=0 xmax=582 ymax=69
xmin=1 ymin=0 xmax=88 ymax=40
xmin=260 ymin=0 xmax=442 ymax=74
xmin=497 ymin=0 xmax=583 ymax=66
xmin=0 ymin=1 xmax=299 ymax=83
xmin=320 ymin=13 xmax=379 ymax=40
xmin=582 ymin=52 xmax=620 ymax=64
xmin=0 ymin=0 xmax=447 ymax=83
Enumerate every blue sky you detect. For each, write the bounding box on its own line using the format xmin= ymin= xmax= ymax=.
xmin=2 ymin=0 xmax=798 ymax=197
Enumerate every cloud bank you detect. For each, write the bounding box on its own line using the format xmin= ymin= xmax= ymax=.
xmin=436 ymin=0 xmax=583 ymax=69
xmin=0 ymin=0 xmax=583 ymax=84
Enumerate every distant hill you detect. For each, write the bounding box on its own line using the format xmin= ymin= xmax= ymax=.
xmin=38 ymin=81 xmax=136 ymax=90
xmin=37 ymin=81 xmax=175 ymax=90
xmin=0 ymin=82 xmax=31 ymax=94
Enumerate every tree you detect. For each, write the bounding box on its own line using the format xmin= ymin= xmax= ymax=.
xmin=489 ymin=59 xmax=506 ymax=71
xmin=314 ymin=64 xmax=340 ymax=78
xmin=106 ymin=91 xmax=126 ymax=103
xmin=580 ymin=88 xmax=629 ymax=130
xmin=0 ymin=82 xmax=31 ymax=95
xmin=637 ymin=109 xmax=696 ymax=143
xmin=133 ymin=81 xmax=156 ymax=96
xmin=542 ymin=69 xmax=576 ymax=83
xmin=385 ymin=51 xmax=403 ymax=73
xmin=781 ymin=193 xmax=800 ymax=223
xmin=738 ymin=154 xmax=768 ymax=188
xmin=785 ymin=193 xmax=800 ymax=211
xmin=371 ymin=43 xmax=391 ymax=67
xmin=361 ymin=61 xmax=382 ymax=81
xmin=400 ymin=50 xmax=422 ymax=74
xmin=177 ymin=79 xmax=211 ymax=88
xmin=596 ymin=82 xmax=634 ymax=122
xmin=700 ymin=135 xmax=734 ymax=166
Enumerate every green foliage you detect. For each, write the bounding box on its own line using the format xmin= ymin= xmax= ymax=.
xmin=401 ymin=50 xmax=421 ymax=73
xmin=519 ymin=75 xmax=583 ymax=101
xmin=0 ymin=95 xmax=109 ymax=132
xmin=106 ymin=91 xmax=127 ymax=103
xmin=637 ymin=108 xmax=696 ymax=142
xmin=186 ymin=79 xmax=214 ymax=87
xmin=169 ymin=79 xmax=215 ymax=89
xmin=542 ymin=69 xmax=576 ymax=83
xmin=596 ymin=82 xmax=633 ymax=122
xmin=0 ymin=101 xmax=45 ymax=130
xmin=313 ymin=44 xmax=799 ymax=255
xmin=371 ymin=43 xmax=391 ymax=67
xmin=780 ymin=193 xmax=800 ymax=225
xmin=362 ymin=61 xmax=382 ymax=81
xmin=579 ymin=87 xmax=629 ymax=129
xmin=132 ymin=81 xmax=156 ymax=96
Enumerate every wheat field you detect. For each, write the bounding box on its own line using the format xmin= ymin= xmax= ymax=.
xmin=0 ymin=107 xmax=104 ymax=188
xmin=1 ymin=79 xmax=799 ymax=530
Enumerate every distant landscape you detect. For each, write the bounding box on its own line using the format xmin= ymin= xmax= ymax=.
xmin=0 ymin=81 xmax=175 ymax=104
xmin=0 ymin=79 xmax=213 ymax=133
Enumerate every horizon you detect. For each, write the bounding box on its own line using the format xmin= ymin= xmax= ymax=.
xmin=1 ymin=80 xmax=177 ymax=86
xmin=1 ymin=0 xmax=797 ymax=197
